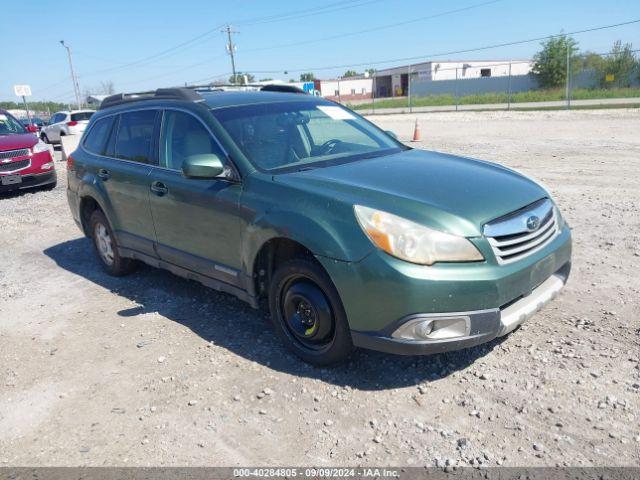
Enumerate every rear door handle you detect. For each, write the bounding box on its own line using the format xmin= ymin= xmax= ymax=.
xmin=97 ymin=168 xmax=110 ymax=180
xmin=150 ymin=181 xmax=168 ymax=196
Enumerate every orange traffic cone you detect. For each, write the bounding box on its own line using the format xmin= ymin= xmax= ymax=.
xmin=411 ymin=118 xmax=421 ymax=142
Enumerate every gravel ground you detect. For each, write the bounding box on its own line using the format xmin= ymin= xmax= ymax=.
xmin=0 ymin=109 xmax=639 ymax=467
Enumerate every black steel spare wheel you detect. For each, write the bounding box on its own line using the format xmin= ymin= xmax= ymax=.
xmin=281 ymin=279 xmax=335 ymax=349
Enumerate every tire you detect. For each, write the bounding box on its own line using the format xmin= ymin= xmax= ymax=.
xmin=269 ymin=258 xmax=354 ymax=366
xmin=41 ymin=133 xmax=49 ymax=144
xmin=89 ymin=210 xmax=136 ymax=276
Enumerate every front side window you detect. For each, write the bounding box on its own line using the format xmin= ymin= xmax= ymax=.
xmin=0 ymin=112 xmax=27 ymax=135
xmin=211 ymin=101 xmax=402 ymax=172
xmin=160 ymin=111 xmax=224 ymax=170
xmin=83 ymin=116 xmax=115 ymax=155
xmin=114 ymin=110 xmax=157 ymax=164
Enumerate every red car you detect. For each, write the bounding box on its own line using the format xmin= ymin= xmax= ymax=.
xmin=0 ymin=109 xmax=56 ymax=193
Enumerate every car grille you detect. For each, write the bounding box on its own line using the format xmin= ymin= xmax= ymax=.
xmin=484 ymin=199 xmax=560 ymax=264
xmin=0 ymin=159 xmax=31 ymax=173
xmin=0 ymin=148 xmax=29 ymax=160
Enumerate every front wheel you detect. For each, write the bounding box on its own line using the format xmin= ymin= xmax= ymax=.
xmin=269 ymin=259 xmax=354 ymax=366
xmin=41 ymin=133 xmax=49 ymax=144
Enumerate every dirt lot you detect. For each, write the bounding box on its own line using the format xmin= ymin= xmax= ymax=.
xmin=1 ymin=109 xmax=639 ymax=467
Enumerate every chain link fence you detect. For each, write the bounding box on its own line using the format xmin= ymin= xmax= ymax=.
xmin=341 ymin=51 xmax=640 ymax=115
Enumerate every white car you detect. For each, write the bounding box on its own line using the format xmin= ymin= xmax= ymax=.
xmin=40 ymin=110 xmax=95 ymax=144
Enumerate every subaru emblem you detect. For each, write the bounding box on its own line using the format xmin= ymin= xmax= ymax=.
xmin=526 ymin=215 xmax=540 ymax=231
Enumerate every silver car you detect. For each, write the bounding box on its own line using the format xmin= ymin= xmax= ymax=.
xmin=40 ymin=110 xmax=95 ymax=144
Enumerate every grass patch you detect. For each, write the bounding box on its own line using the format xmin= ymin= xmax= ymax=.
xmin=350 ymin=87 xmax=640 ymax=111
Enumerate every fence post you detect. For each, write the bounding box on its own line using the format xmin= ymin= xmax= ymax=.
xmin=408 ymin=64 xmax=412 ymax=113
xmin=455 ymin=67 xmax=459 ymax=112
xmin=507 ymin=61 xmax=512 ymax=111
xmin=371 ymin=74 xmax=376 ymax=115
xmin=566 ymin=45 xmax=571 ymax=110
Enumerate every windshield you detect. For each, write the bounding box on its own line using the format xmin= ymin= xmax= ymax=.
xmin=0 ymin=112 xmax=27 ymax=135
xmin=211 ymin=101 xmax=403 ymax=172
xmin=71 ymin=111 xmax=94 ymax=121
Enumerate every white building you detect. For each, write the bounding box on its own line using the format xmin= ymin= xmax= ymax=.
xmin=374 ymin=60 xmax=533 ymax=97
xmin=315 ymin=77 xmax=373 ymax=102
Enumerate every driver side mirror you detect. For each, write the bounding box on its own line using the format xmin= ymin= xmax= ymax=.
xmin=182 ymin=154 xmax=225 ymax=179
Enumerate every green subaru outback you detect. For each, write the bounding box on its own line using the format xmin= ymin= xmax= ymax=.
xmin=66 ymin=86 xmax=571 ymax=365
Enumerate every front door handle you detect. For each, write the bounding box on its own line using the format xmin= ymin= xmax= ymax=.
xmin=150 ymin=181 xmax=168 ymax=196
xmin=97 ymin=168 xmax=110 ymax=180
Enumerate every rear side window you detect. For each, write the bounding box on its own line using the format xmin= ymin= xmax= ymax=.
xmin=114 ymin=110 xmax=157 ymax=164
xmin=71 ymin=111 xmax=94 ymax=122
xmin=83 ymin=117 xmax=114 ymax=155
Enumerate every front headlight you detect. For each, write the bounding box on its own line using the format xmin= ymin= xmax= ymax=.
xmin=354 ymin=205 xmax=484 ymax=266
xmin=31 ymin=140 xmax=50 ymax=154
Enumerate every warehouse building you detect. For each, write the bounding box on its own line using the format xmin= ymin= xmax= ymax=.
xmin=373 ymin=60 xmax=532 ymax=97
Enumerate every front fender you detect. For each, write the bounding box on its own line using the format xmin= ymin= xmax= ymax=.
xmin=241 ymin=208 xmax=373 ymax=275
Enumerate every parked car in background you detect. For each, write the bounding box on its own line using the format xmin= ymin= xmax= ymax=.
xmin=67 ymin=87 xmax=571 ymax=365
xmin=20 ymin=117 xmax=46 ymax=133
xmin=41 ymin=110 xmax=94 ymax=144
xmin=0 ymin=109 xmax=57 ymax=193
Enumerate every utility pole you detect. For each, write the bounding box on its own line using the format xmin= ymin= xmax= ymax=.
xmin=223 ymin=25 xmax=238 ymax=83
xmin=60 ymin=40 xmax=82 ymax=108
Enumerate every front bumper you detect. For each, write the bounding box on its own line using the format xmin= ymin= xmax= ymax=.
xmin=0 ymin=170 xmax=57 ymax=193
xmin=318 ymin=225 xmax=572 ymax=355
xmin=351 ymin=264 xmax=569 ymax=355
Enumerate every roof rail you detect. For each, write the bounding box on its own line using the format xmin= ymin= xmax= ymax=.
xmin=99 ymin=88 xmax=204 ymax=110
xmin=188 ymin=83 xmax=307 ymax=94
xmin=260 ymin=84 xmax=306 ymax=94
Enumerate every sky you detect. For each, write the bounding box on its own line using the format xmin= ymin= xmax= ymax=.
xmin=1 ymin=0 xmax=639 ymax=104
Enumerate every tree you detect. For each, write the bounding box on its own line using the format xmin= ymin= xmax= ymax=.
xmin=578 ymin=51 xmax=605 ymax=72
xmin=0 ymin=100 xmax=67 ymax=112
xmin=259 ymin=78 xmax=273 ymax=82
xmin=228 ymin=72 xmax=255 ymax=84
xmin=598 ymin=41 xmax=637 ymax=88
xmin=365 ymin=68 xmax=376 ymax=77
xmin=532 ymin=35 xmax=579 ymax=88
xmin=299 ymin=72 xmax=315 ymax=82
xmin=342 ymin=70 xmax=358 ymax=78
xmin=100 ymin=81 xmax=115 ymax=95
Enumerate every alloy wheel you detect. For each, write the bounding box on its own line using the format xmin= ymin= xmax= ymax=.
xmin=94 ymin=223 xmax=115 ymax=266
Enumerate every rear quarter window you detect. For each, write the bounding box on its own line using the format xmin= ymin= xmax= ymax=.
xmin=71 ymin=111 xmax=94 ymax=122
xmin=83 ymin=117 xmax=115 ymax=155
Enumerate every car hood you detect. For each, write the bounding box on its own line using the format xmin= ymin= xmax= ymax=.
xmin=276 ymin=149 xmax=548 ymax=237
xmin=0 ymin=133 xmax=37 ymax=151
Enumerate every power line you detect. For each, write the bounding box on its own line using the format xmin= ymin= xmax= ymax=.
xmin=236 ymin=0 xmax=385 ymax=26
xmin=243 ymin=0 xmax=503 ymax=54
xmin=187 ymin=71 xmax=233 ymax=85
xmin=74 ymin=23 xmax=227 ymax=79
xmin=65 ymin=0 xmax=384 ymax=81
xmin=114 ymin=58 xmax=227 ymax=89
xmin=249 ymin=18 xmax=640 ymax=74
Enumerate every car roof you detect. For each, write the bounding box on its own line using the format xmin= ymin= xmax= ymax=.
xmin=200 ymin=91 xmax=325 ymax=110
